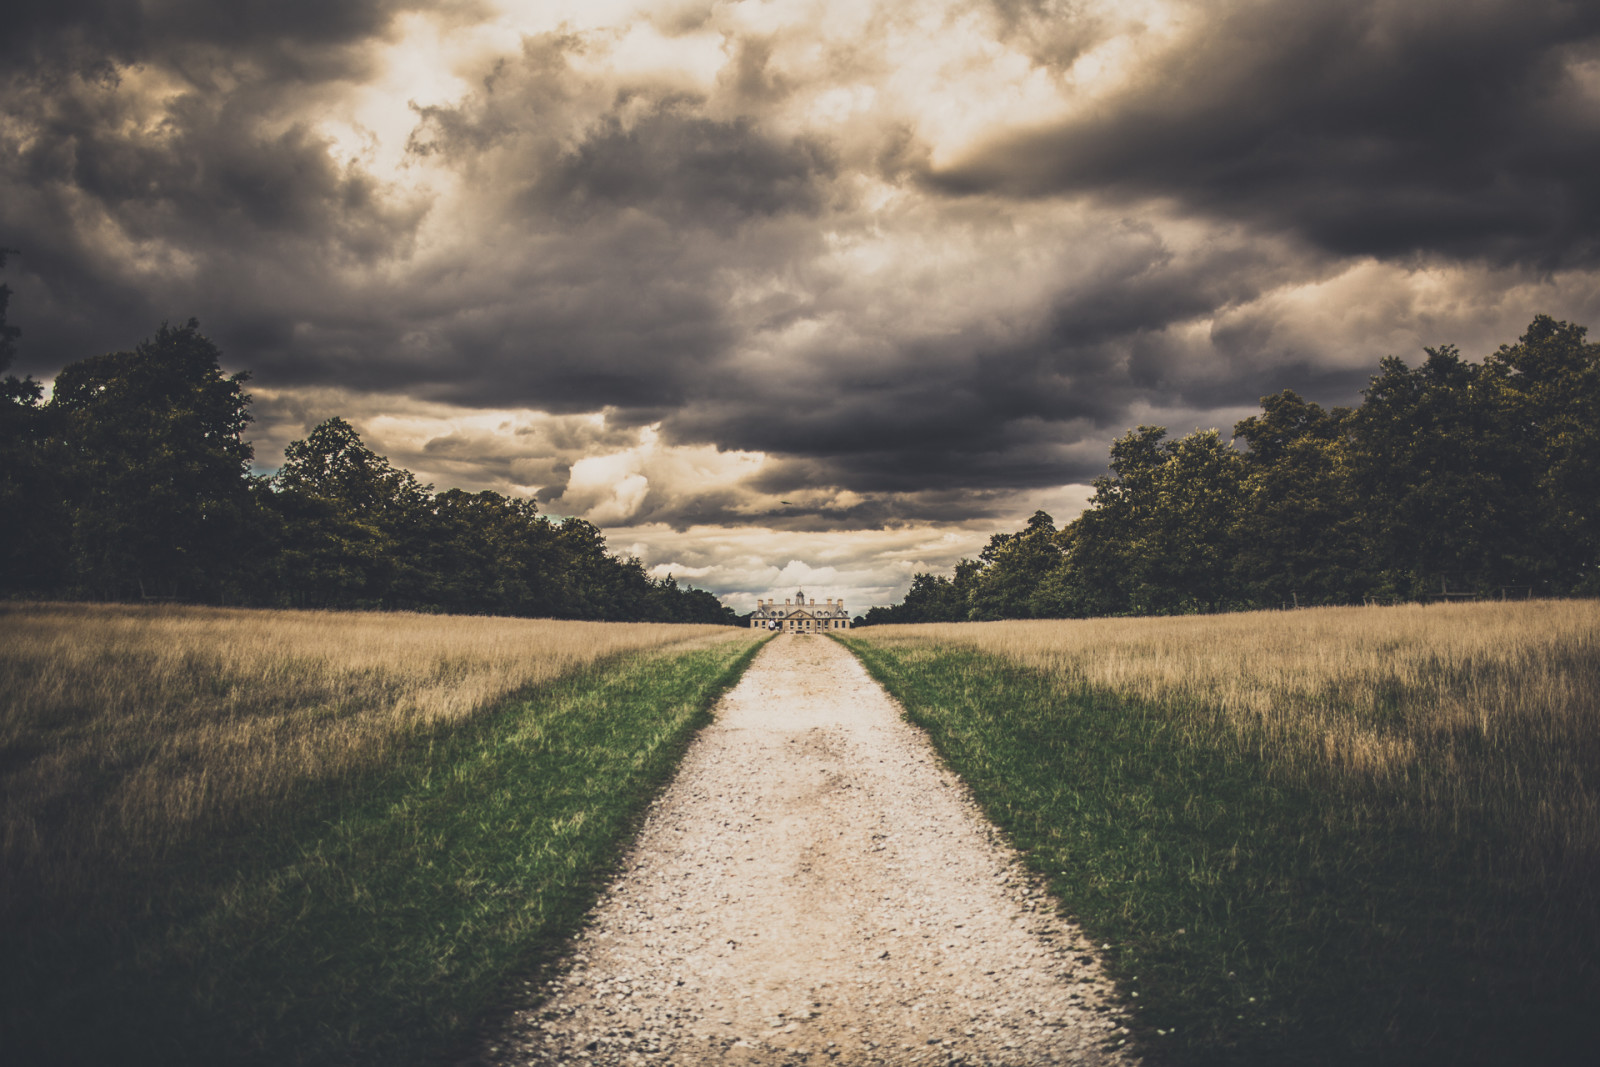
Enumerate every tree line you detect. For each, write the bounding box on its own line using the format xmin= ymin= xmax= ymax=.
xmin=0 ymin=295 xmax=736 ymax=623
xmin=864 ymin=316 xmax=1599 ymax=624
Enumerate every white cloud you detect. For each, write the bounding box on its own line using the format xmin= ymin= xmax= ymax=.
xmin=609 ymin=521 xmax=988 ymax=612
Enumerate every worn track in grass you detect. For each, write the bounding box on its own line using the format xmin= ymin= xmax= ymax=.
xmin=473 ymin=634 xmax=1138 ymax=1066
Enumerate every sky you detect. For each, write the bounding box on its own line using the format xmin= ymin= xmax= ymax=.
xmin=4 ymin=0 xmax=1599 ymax=613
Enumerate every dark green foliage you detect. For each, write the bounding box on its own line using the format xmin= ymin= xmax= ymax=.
xmin=251 ymin=420 xmax=734 ymax=620
xmin=47 ymin=320 xmax=258 ymax=601
xmin=2 ymin=637 xmax=766 ymax=1066
xmin=1352 ymin=346 xmax=1522 ymax=594
xmin=1233 ymin=393 xmax=1370 ymax=605
xmin=968 ymin=510 xmax=1065 ymax=620
xmin=0 ymin=306 xmax=736 ymax=621
xmin=0 ymin=374 xmax=70 ymax=592
xmin=862 ymin=559 xmax=982 ymax=625
xmin=1476 ymin=316 xmax=1600 ymax=593
xmin=427 ymin=487 xmax=566 ymax=616
xmin=864 ymin=316 xmax=1600 ymax=622
xmin=271 ymin=416 xmax=436 ymax=607
xmin=1075 ymin=427 xmax=1248 ymax=616
xmin=0 ymin=247 xmax=19 ymax=372
xmin=841 ymin=637 xmax=1600 ymax=1066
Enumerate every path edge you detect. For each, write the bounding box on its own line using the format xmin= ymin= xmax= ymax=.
xmin=453 ymin=632 xmax=777 ymax=1066
xmin=829 ymin=631 xmax=1143 ymax=1063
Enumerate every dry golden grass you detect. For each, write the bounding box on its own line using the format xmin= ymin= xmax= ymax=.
xmin=0 ymin=601 xmax=748 ymax=915
xmin=861 ymin=599 xmax=1600 ymax=884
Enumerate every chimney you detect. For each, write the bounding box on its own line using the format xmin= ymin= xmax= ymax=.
xmin=810 ymin=598 xmax=816 ymax=606
xmin=786 ymin=598 xmax=791 ymax=606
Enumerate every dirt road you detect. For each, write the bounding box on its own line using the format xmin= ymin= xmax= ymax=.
xmin=474 ymin=634 xmax=1137 ymax=1065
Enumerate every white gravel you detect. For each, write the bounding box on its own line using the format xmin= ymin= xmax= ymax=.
xmin=472 ymin=634 xmax=1140 ymax=1066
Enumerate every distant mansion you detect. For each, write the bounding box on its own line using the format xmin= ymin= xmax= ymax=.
xmin=750 ymin=591 xmax=851 ymax=632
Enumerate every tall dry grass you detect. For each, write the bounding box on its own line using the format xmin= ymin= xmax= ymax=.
xmin=862 ymin=599 xmax=1600 ymax=888
xmin=0 ymin=601 xmax=746 ymax=917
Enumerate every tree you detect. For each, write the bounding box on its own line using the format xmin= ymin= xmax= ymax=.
xmin=869 ymin=316 xmax=1598 ymax=621
xmin=967 ymin=511 xmax=1063 ymax=619
xmin=1052 ymin=427 xmax=1246 ymax=615
xmin=426 ymin=488 xmax=561 ymax=616
xmin=645 ymin=574 xmax=739 ymax=624
xmin=550 ymin=518 xmax=657 ymax=620
xmin=47 ymin=320 xmax=256 ymax=600
xmin=0 ymin=298 xmax=746 ymax=619
xmin=270 ymin=417 xmax=433 ymax=607
xmin=1056 ymin=426 xmax=1171 ymax=616
xmin=1478 ymin=316 xmax=1600 ymax=593
xmin=0 ymin=248 xmax=71 ymax=593
xmin=1129 ymin=429 xmax=1247 ymax=613
xmin=895 ymin=572 xmax=965 ymax=622
xmin=1233 ymin=391 xmax=1372 ymax=606
xmin=0 ymin=247 xmax=19 ymax=373
xmin=1349 ymin=345 xmax=1528 ymax=594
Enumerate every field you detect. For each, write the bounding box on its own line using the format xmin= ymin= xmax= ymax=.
xmin=1 ymin=602 xmax=765 ymax=1065
xmin=840 ymin=599 xmax=1600 ymax=1066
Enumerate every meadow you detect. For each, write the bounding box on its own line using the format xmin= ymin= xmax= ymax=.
xmin=1 ymin=602 xmax=765 ymax=1064
xmin=841 ymin=599 xmax=1600 ymax=1066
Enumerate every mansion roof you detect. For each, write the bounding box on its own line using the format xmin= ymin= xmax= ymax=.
xmin=751 ymin=594 xmax=848 ymax=621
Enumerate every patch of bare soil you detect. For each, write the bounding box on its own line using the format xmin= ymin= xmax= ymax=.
xmin=472 ymin=634 xmax=1139 ymax=1066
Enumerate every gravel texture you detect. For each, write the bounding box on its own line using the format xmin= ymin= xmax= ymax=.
xmin=472 ymin=634 xmax=1140 ymax=1066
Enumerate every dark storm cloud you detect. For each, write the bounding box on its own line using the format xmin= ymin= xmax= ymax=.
xmin=933 ymin=0 xmax=1600 ymax=267
xmin=0 ymin=16 xmax=835 ymax=420
xmin=658 ymin=479 xmax=1059 ymax=533
xmin=261 ymin=45 xmax=839 ymax=414
xmin=3 ymin=0 xmax=410 ymax=70
xmin=5 ymin=0 xmax=1600 ymax=543
xmin=658 ymin=221 xmax=1318 ymax=498
xmin=389 ymin=106 xmax=835 ymax=412
xmin=0 ymin=0 xmax=431 ymax=376
xmin=406 ymin=35 xmax=834 ymax=233
xmin=664 ymin=361 xmax=1110 ymax=499
xmin=1 ymin=91 xmax=428 ymax=381
xmin=536 ymin=107 xmax=836 ymax=230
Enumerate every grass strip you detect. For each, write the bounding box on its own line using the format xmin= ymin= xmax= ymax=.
xmin=838 ymin=635 xmax=1599 ymax=1067
xmin=3 ymin=635 xmax=767 ymax=1066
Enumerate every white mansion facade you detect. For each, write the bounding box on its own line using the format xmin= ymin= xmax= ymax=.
xmin=750 ymin=590 xmax=851 ymax=632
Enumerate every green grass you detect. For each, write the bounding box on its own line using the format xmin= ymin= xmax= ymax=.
xmin=3 ymin=635 xmax=767 ymax=1065
xmin=838 ymin=635 xmax=1599 ymax=1067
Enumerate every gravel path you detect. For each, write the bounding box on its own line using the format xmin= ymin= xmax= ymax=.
xmin=473 ymin=634 xmax=1139 ymax=1066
